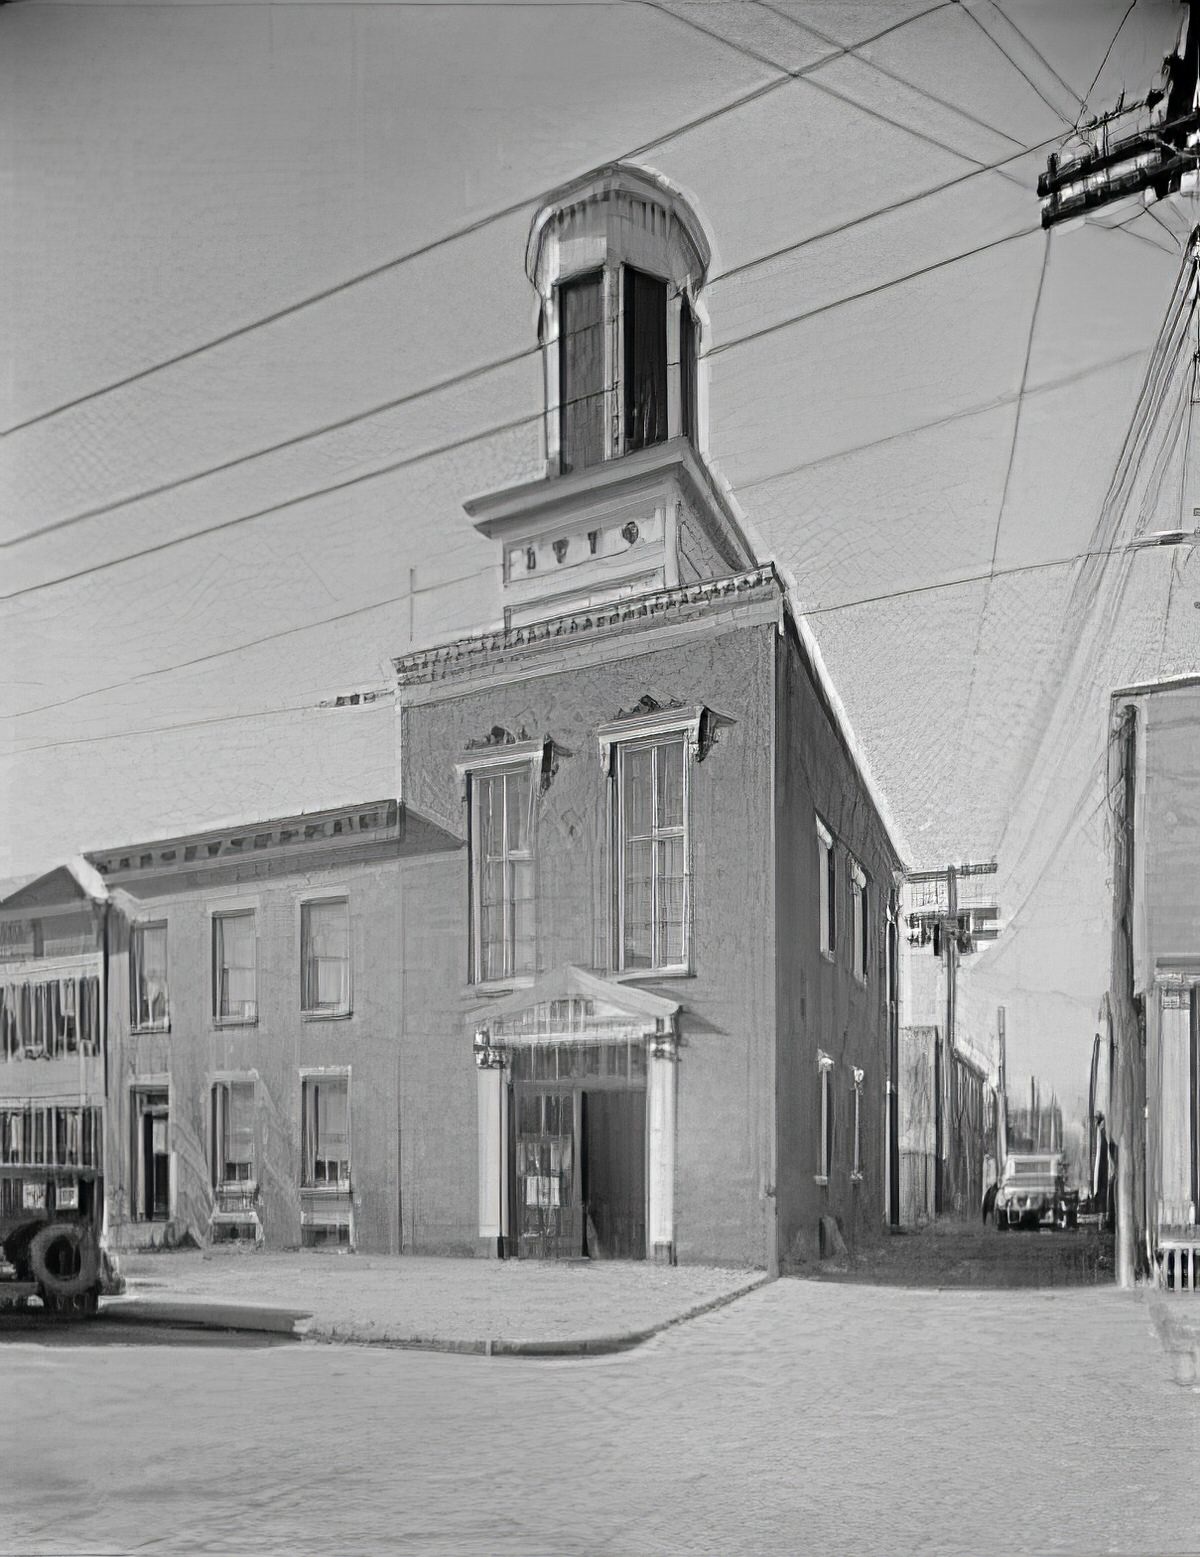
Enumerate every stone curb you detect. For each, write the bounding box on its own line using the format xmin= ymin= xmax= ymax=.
xmin=107 ymin=1271 xmax=772 ymax=1356
xmin=100 ymin=1297 xmax=313 ymax=1337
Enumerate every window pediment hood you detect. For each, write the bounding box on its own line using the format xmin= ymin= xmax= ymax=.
xmin=525 ymin=163 xmax=711 ymax=297
xmin=476 ymin=964 xmax=680 ymax=1044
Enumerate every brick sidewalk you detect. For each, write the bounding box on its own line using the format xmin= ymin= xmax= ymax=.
xmin=110 ymin=1249 xmax=767 ymax=1350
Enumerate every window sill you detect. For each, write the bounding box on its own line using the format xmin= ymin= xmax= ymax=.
xmin=813 ymin=1174 xmax=829 ymax=1187
xmin=610 ymin=966 xmax=694 ymax=983
xmin=131 ymin=1024 xmax=171 ymax=1037
xmin=464 ymin=976 xmax=536 ymax=999
xmin=301 ymin=1009 xmax=353 ymax=1023
xmin=213 ymin=1018 xmax=258 ymax=1030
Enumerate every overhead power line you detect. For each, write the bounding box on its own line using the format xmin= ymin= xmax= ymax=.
xmin=703 ymin=222 xmax=1041 ymax=358
xmin=2 ymin=221 xmax=1046 ymax=604
xmin=957 ymin=0 xmax=1080 ymax=130
xmin=5 ymin=130 xmax=1059 ymax=558
xmin=1079 ymin=0 xmax=1140 ymax=123
xmin=0 ymin=0 xmax=955 ymax=440
xmin=750 ymin=0 xmax=1027 ymax=151
xmin=10 ymin=531 xmax=1189 ymax=746
xmin=12 ymin=561 xmax=490 ymax=721
xmin=7 ymin=344 xmax=1154 ymax=724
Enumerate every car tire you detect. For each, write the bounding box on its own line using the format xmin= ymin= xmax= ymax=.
xmin=30 ymin=1222 xmax=101 ymax=1305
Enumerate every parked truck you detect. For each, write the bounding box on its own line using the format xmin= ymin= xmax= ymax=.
xmin=0 ymin=861 xmax=123 ymax=1316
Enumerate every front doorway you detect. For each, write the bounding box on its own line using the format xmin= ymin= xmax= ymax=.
xmin=132 ymin=1088 xmax=170 ymax=1222
xmin=510 ymin=1041 xmax=647 ymax=1260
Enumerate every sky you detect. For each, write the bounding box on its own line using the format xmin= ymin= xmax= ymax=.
xmin=1 ymin=0 xmax=1194 ymax=1113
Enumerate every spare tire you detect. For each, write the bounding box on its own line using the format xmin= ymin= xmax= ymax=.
xmin=30 ymin=1222 xmax=100 ymax=1301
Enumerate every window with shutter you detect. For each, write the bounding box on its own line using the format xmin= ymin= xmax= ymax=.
xmin=623 ymin=267 xmax=667 ymax=454
xmin=558 ymin=272 xmax=605 ymax=474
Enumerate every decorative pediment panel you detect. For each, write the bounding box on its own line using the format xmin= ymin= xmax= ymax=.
xmin=453 ymin=733 xmax=566 ymax=800
xmin=473 ymin=965 xmax=679 ymax=1059
xmin=596 ymin=698 xmax=734 ymax=771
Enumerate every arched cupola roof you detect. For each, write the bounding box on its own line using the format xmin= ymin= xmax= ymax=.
xmin=525 ymin=161 xmax=711 ymax=297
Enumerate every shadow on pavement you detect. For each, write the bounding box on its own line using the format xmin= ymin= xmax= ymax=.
xmin=0 ymin=1313 xmax=296 ymax=1348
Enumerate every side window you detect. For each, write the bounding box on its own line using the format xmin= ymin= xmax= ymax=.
xmin=852 ymin=1067 xmax=864 ymax=1180
xmin=131 ymin=921 xmax=169 ymax=1032
xmin=850 ymin=861 xmax=868 ymax=982
xmin=817 ymin=818 xmax=836 ymax=958
xmin=817 ymin=1051 xmax=833 ymax=1182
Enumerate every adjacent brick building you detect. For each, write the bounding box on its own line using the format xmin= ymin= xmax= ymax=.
xmin=87 ymin=801 xmax=456 ymax=1253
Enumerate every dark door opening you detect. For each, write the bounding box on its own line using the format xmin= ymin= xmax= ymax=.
xmin=514 ymin=1085 xmax=581 ymax=1260
xmin=133 ymin=1090 xmax=170 ymax=1222
xmin=582 ymin=1089 xmax=646 ymax=1261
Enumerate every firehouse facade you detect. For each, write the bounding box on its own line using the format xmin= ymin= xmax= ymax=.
xmin=393 ymin=164 xmax=904 ymax=1268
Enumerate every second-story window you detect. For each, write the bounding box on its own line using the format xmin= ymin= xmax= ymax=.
xmin=558 ymin=271 xmax=605 ymax=475
xmin=472 ymin=767 xmax=535 ymax=984
xmin=817 ymin=818 xmax=835 ymax=958
xmin=213 ymin=910 xmax=257 ymax=1024
xmin=624 ymin=267 xmax=668 ymax=454
xmin=301 ymin=899 xmax=351 ymax=1016
xmin=617 ymin=735 xmax=688 ymax=972
xmin=130 ymin=921 xmax=169 ymax=1032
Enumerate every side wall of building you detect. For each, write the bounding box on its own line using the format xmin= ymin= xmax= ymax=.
xmin=400 ymin=617 xmax=779 ymax=1267
xmin=774 ymin=618 xmax=898 ymax=1264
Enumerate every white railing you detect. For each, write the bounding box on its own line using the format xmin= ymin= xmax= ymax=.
xmin=1156 ymin=1199 xmax=1200 ymax=1290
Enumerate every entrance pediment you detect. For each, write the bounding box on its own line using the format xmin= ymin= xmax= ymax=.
xmin=475 ymin=965 xmax=678 ymax=1049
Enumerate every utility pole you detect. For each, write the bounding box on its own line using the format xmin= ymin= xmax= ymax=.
xmin=1110 ymin=703 xmax=1141 ymax=1288
xmin=997 ymin=1005 xmax=1008 ymax=1166
xmin=906 ymin=861 xmax=999 ymax=1215
xmin=1038 ymin=2 xmax=1200 ymax=229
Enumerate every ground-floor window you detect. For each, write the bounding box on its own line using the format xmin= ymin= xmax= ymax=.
xmin=210 ymin=1080 xmax=256 ymax=1189
xmin=851 ymin=1067 xmax=864 ymax=1181
xmin=816 ymin=1052 xmax=833 ymax=1183
xmin=302 ymin=1075 xmax=350 ymax=1188
xmin=300 ymin=1073 xmax=352 ymax=1249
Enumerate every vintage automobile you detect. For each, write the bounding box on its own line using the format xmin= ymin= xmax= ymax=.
xmin=992 ymin=1152 xmax=1079 ymax=1231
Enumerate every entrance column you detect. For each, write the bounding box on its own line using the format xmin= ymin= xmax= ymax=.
xmin=647 ymin=1026 xmax=678 ymax=1264
xmin=474 ymin=1030 xmax=509 ymax=1256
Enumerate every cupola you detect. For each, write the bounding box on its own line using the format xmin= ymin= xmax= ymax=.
xmin=465 ymin=163 xmax=757 ymax=630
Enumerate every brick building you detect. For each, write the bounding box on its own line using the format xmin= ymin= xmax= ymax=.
xmin=86 ymin=800 xmax=456 ymax=1253
xmin=391 ymin=163 xmax=905 ymax=1269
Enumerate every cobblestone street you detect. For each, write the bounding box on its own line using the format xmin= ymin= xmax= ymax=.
xmin=3 ymin=1277 xmax=1196 ymax=1556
